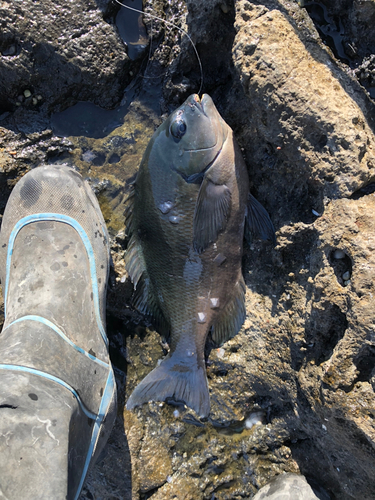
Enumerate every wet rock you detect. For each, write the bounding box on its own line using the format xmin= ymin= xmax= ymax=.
xmin=123 ymin=401 xmax=300 ymax=499
xmin=124 ymin=406 xmax=173 ymax=495
xmin=320 ymin=0 xmax=375 ymax=60
xmin=0 ymin=125 xmax=73 ymax=196
xmin=355 ymin=54 xmax=375 ymax=99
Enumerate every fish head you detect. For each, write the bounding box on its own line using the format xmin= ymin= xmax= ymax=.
xmin=165 ymin=94 xmax=228 ymax=182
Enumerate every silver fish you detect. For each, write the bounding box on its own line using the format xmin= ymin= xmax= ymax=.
xmin=125 ymin=94 xmax=275 ymax=417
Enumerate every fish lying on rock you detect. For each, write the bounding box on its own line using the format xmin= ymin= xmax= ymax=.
xmin=125 ymin=94 xmax=275 ymax=417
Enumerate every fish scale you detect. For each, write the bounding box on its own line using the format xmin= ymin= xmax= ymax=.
xmin=125 ymin=94 xmax=275 ymax=417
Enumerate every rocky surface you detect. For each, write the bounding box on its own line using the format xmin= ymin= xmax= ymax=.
xmin=0 ymin=0 xmax=133 ymax=113
xmin=0 ymin=0 xmax=375 ymax=499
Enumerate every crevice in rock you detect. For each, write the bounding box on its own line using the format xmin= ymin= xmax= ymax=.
xmin=289 ymin=438 xmax=337 ymax=500
xmin=353 ymin=344 xmax=375 ymax=382
xmin=90 ymin=151 xmax=106 ymax=167
xmin=304 ymin=2 xmax=350 ymax=64
xmin=211 ymin=479 xmax=237 ymax=494
xmin=106 ymin=314 xmax=132 ymax=373
xmin=80 ymin=488 xmax=94 ymax=500
xmin=305 ymin=303 xmax=348 ymax=365
xmin=333 ymin=414 xmax=375 ymax=456
xmin=328 ymin=248 xmax=353 ymax=287
xmin=211 ymin=368 xmax=229 ymax=377
xmin=350 ymin=180 xmax=375 ymax=199
xmin=140 ymin=485 xmax=162 ymax=499
xmin=304 ymin=0 xmax=375 ymax=101
xmin=208 ymin=359 xmax=230 ymax=378
xmin=0 ymin=35 xmax=20 ymax=58
xmin=277 ymin=226 xmax=317 ymax=279
xmin=166 ymin=0 xmax=237 ymax=105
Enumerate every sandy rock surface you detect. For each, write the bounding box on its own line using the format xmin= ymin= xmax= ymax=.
xmin=0 ymin=0 xmax=375 ymax=499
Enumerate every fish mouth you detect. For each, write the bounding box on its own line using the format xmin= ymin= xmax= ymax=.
xmin=192 ymin=94 xmax=208 ymax=117
xmin=183 ymin=94 xmax=218 ymax=153
xmin=184 ymin=143 xmax=218 ymax=153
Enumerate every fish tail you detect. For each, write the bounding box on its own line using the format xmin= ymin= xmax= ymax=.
xmin=126 ymin=354 xmax=210 ymax=417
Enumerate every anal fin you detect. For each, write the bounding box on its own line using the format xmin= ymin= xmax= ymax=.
xmin=211 ymin=277 xmax=246 ymax=346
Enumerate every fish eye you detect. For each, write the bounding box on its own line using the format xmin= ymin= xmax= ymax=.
xmin=170 ymin=118 xmax=187 ymax=140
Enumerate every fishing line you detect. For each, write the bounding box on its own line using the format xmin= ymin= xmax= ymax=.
xmin=114 ymin=0 xmax=203 ymax=95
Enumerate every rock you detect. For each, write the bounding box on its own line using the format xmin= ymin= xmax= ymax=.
xmin=0 ymin=123 xmax=73 ymax=184
xmin=0 ymin=0 xmax=133 ymax=113
xmin=350 ymin=0 xmax=375 ymax=52
xmin=227 ymin=3 xmax=375 ymax=498
xmin=124 ymin=407 xmax=173 ymax=494
xmin=252 ymin=473 xmax=319 ymax=500
xmin=232 ymin=1 xmax=375 ymax=228
xmin=119 ymin=2 xmax=375 ymax=499
xmin=355 ymin=54 xmax=375 ymax=99
xmin=161 ymin=0 xmax=237 ymax=105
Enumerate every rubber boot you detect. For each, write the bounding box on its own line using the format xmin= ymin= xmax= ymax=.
xmin=0 ymin=165 xmax=116 ymax=500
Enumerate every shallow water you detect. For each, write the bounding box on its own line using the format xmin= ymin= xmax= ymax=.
xmin=48 ymin=1 xmax=159 ymax=235
xmin=63 ymin=97 xmax=160 ymax=234
xmin=50 ymin=70 xmax=165 ymax=234
xmin=304 ymin=2 xmax=348 ymax=63
xmin=116 ymin=0 xmax=148 ymax=60
xmin=51 ymin=101 xmax=129 ymax=139
xmin=51 ymin=96 xmax=160 ymax=234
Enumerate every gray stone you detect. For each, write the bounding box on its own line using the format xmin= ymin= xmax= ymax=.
xmin=252 ymin=473 xmax=319 ymax=500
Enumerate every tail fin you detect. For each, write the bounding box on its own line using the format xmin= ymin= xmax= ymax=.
xmin=126 ymin=354 xmax=210 ymax=417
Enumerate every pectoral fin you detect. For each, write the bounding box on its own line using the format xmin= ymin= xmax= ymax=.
xmin=193 ymin=178 xmax=231 ymax=253
xmin=245 ymin=194 xmax=276 ymax=246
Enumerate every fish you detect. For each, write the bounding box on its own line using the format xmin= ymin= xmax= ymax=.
xmin=125 ymin=94 xmax=275 ymax=417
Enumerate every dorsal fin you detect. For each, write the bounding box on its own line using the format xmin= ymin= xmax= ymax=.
xmin=245 ymin=194 xmax=276 ymax=245
xmin=124 ymin=183 xmax=168 ymax=335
